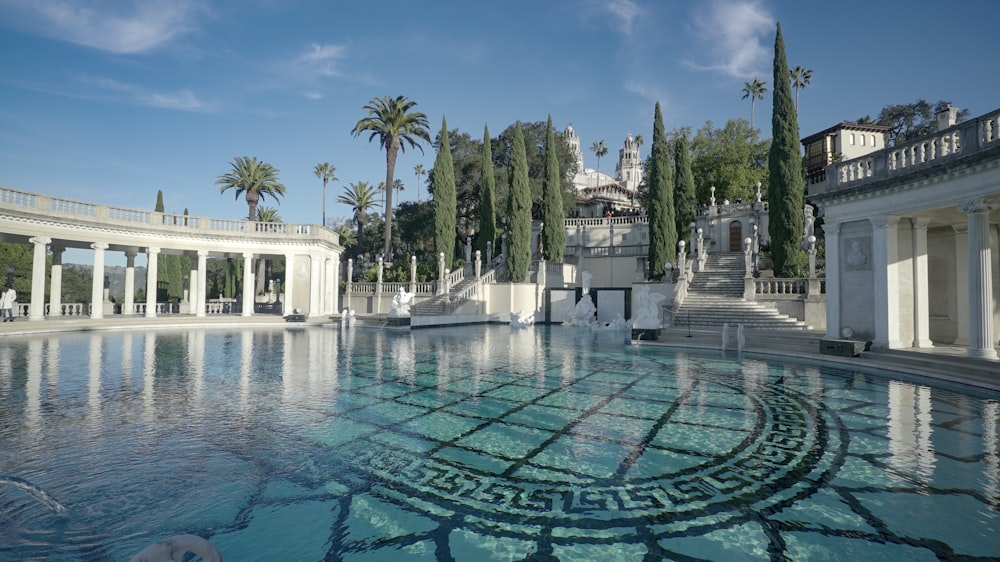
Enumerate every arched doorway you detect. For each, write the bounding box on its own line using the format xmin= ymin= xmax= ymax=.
xmin=729 ymin=221 xmax=743 ymax=252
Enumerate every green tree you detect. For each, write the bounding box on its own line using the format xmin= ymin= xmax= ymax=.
xmin=673 ymin=134 xmax=697 ymax=245
xmin=506 ymin=123 xmax=532 ymax=282
xmin=477 ymin=124 xmax=497 ymax=257
xmin=742 ymin=79 xmax=767 ymax=129
xmin=789 ymin=66 xmax=812 ymax=110
xmin=216 ymin=156 xmax=286 ymax=221
xmin=646 ymin=102 xmax=676 ymax=280
xmin=414 ymin=163 xmax=425 ymax=202
xmin=351 ymin=95 xmax=431 ymax=259
xmin=153 ymin=190 xmax=186 ymax=300
xmin=335 ymin=224 xmax=358 ymax=248
xmin=0 ymin=242 xmax=41 ymax=303
xmin=314 ymin=162 xmax=337 ymax=227
xmin=337 ymin=181 xmax=381 ymax=241
xmin=493 ymin=121 xmax=578 ymax=219
xmin=590 ymin=140 xmax=608 ymax=177
xmin=686 ymin=119 xmax=770 ymax=203
xmin=541 ymin=116 xmax=566 ymax=261
xmin=767 ymin=22 xmax=807 ymax=277
xmin=432 ymin=117 xmax=458 ymax=267
xmin=395 ymin=201 xmax=434 ymax=256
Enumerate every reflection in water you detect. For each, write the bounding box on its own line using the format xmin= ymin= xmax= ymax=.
xmin=0 ymin=326 xmax=998 ymax=560
xmin=888 ymin=380 xmax=936 ymax=481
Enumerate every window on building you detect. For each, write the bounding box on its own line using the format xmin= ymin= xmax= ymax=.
xmin=860 ymin=134 xmax=865 ymax=146
xmin=850 ymin=133 xmax=855 ymax=145
xmin=871 ymin=135 xmax=877 ymax=147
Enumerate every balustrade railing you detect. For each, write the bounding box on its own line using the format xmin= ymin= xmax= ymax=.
xmin=828 ymin=108 xmax=1000 ymax=192
xmin=753 ymin=278 xmax=825 ymax=296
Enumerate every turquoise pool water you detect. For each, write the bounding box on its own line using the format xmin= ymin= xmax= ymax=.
xmin=0 ymin=325 xmax=997 ymax=561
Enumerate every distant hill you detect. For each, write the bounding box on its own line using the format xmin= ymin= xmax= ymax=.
xmin=64 ymin=264 xmax=147 ymax=300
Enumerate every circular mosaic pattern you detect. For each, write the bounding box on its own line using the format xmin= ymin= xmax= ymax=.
xmin=345 ymin=357 xmax=846 ymax=540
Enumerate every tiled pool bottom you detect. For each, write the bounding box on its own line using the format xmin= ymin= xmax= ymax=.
xmin=0 ymin=326 xmax=997 ymax=561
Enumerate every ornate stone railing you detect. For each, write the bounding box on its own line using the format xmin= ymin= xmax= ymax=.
xmin=826 ymin=108 xmax=1000 ymax=192
xmin=754 ymin=278 xmax=825 ymax=296
xmin=0 ymin=186 xmax=337 ymax=245
xmin=565 ymin=215 xmax=648 ymax=227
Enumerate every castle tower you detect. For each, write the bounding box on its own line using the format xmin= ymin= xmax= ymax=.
xmin=564 ymin=123 xmax=584 ymax=173
xmin=615 ymin=133 xmax=643 ymax=190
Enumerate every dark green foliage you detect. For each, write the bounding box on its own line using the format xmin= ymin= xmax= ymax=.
xmin=395 ymin=201 xmax=435 ymax=257
xmin=0 ymin=242 xmax=45 ymax=302
xmin=646 ymin=103 xmax=676 ymax=280
xmin=673 ymin=135 xmax=697 ymax=244
xmin=686 ymin=119 xmax=769 ymax=204
xmin=432 ymin=117 xmax=458 ymax=267
xmin=506 ymin=123 xmax=532 ymax=282
xmin=477 ymin=125 xmax=497 ymax=257
xmin=493 ymin=121 xmax=578 ymax=219
xmin=153 ymin=191 xmax=190 ymax=300
xmin=429 ymin=128 xmax=484 ymax=249
xmin=541 ymin=116 xmax=566 ymax=261
xmin=767 ymin=23 xmax=807 ymax=277
xmin=60 ymin=264 xmax=92 ymax=304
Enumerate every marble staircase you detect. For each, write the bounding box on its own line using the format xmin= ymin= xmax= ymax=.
xmin=676 ymin=253 xmax=810 ymax=330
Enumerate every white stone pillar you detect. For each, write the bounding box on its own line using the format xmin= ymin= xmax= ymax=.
xmin=345 ymin=258 xmax=353 ymax=313
xmin=872 ymin=216 xmax=904 ymax=349
xmin=962 ymin=199 xmax=997 ymax=359
xmin=953 ymin=224 xmax=970 ymax=345
xmin=90 ymin=243 xmax=108 ymax=319
xmin=309 ymin=254 xmax=322 ymax=317
xmin=188 ymin=255 xmax=200 ymax=316
xmin=242 ymin=252 xmax=254 ymax=317
xmin=824 ymin=222 xmax=841 ymax=339
xmin=28 ymin=236 xmax=50 ymax=321
xmin=283 ymin=254 xmax=295 ymax=315
xmin=196 ymin=250 xmax=208 ymax=318
xmin=123 ymin=250 xmax=136 ymax=315
xmin=49 ymin=245 xmax=64 ymax=317
xmin=329 ymin=254 xmax=340 ymax=314
xmin=911 ymin=218 xmax=933 ymax=348
xmin=145 ymin=247 xmax=160 ymax=318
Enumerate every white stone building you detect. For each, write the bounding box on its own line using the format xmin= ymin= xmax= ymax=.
xmin=563 ymin=125 xmax=644 ymax=218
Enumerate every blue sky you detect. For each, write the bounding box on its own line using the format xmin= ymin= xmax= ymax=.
xmin=2 ymin=0 xmax=999 ymax=234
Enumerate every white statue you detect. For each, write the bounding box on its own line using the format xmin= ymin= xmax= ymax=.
xmin=581 ymin=271 xmax=593 ymax=294
xmin=565 ymin=294 xmax=597 ymax=327
xmin=388 ymin=287 xmax=415 ymax=318
xmin=510 ymin=310 xmax=535 ymax=329
xmin=632 ymin=286 xmax=666 ymax=329
xmin=594 ymin=314 xmax=632 ymax=332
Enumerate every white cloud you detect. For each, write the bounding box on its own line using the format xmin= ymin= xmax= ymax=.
xmin=687 ymin=0 xmax=773 ymax=79
xmin=76 ymin=74 xmax=211 ymax=111
xmin=625 ymin=80 xmax=668 ymax=107
xmin=293 ymin=43 xmax=348 ymax=78
xmin=606 ymin=0 xmax=641 ymax=35
xmin=0 ymin=0 xmax=204 ymax=54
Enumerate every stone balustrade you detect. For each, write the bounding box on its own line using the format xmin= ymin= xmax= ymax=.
xmin=565 ymin=215 xmax=648 ymax=227
xmin=754 ymin=278 xmax=826 ymax=296
xmin=826 ymin=108 xmax=1000 ymax=192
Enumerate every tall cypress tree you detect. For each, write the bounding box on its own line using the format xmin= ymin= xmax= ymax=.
xmin=673 ymin=135 xmax=697 ymax=245
xmin=507 ymin=122 xmax=531 ymax=282
xmin=477 ymin=124 xmax=497 ymax=257
xmin=432 ymin=116 xmax=457 ymax=267
xmin=646 ymin=102 xmax=676 ymax=280
xmin=541 ymin=115 xmax=565 ymax=261
xmin=767 ymin=22 xmax=806 ymax=276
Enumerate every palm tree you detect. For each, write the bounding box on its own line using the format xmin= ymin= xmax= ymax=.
xmin=314 ymin=162 xmax=337 ymax=228
xmin=414 ymin=163 xmax=425 ymax=202
xmin=336 ymin=181 xmax=381 ymax=240
xmin=352 ymin=95 xmax=431 ymax=259
xmin=742 ymin=79 xmax=768 ymax=129
xmin=590 ymin=140 xmax=608 ymax=186
xmin=789 ymin=66 xmax=812 ymax=110
xmin=216 ymin=156 xmax=286 ymax=221
xmin=256 ymin=206 xmax=282 ymax=223
xmin=378 ymin=179 xmax=405 ymax=206
xmin=634 ymin=134 xmax=644 ymax=151
xmin=335 ymin=224 xmax=358 ymax=247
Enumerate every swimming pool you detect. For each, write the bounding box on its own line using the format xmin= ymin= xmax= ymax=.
xmin=0 ymin=325 xmax=997 ymax=561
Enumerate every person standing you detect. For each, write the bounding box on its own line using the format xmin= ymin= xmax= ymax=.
xmin=1 ymin=283 xmax=15 ymax=322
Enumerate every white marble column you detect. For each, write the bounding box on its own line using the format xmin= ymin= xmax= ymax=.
xmin=953 ymin=224 xmax=970 ymax=345
xmin=145 ymin=247 xmax=160 ymax=318
xmin=188 ymin=255 xmax=200 ymax=316
xmin=241 ymin=252 xmax=254 ymax=317
xmin=90 ymin=243 xmax=108 ymax=319
xmin=283 ymin=254 xmax=295 ymax=315
xmin=28 ymin=236 xmax=50 ymax=321
xmin=962 ymin=199 xmax=997 ymax=359
xmin=824 ymin=221 xmax=841 ymax=339
xmin=325 ymin=256 xmax=337 ymax=315
xmin=911 ymin=218 xmax=933 ymax=348
xmin=309 ymin=254 xmax=322 ymax=317
xmin=123 ymin=250 xmax=136 ymax=315
xmin=196 ymin=250 xmax=208 ymax=318
xmin=872 ymin=216 xmax=904 ymax=349
xmin=49 ymin=245 xmax=64 ymax=317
